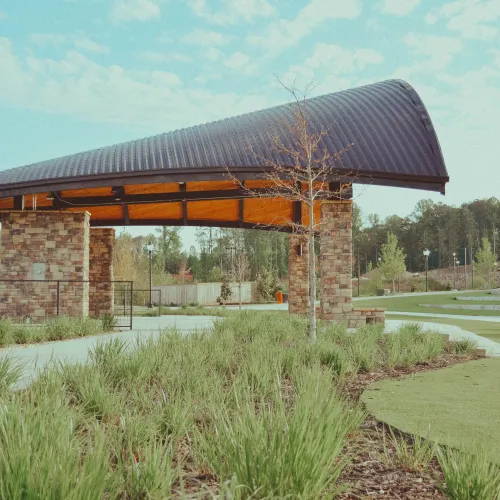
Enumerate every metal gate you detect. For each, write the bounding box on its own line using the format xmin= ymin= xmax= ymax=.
xmin=0 ymin=279 xmax=134 ymax=330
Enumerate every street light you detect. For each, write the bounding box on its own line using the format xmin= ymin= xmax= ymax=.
xmin=146 ymin=242 xmax=154 ymax=308
xmin=423 ymin=249 xmax=431 ymax=292
xmin=452 ymin=252 xmax=457 ymax=290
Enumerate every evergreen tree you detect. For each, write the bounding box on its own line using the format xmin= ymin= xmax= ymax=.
xmin=379 ymin=232 xmax=407 ymax=293
xmin=475 ymin=237 xmax=497 ymax=287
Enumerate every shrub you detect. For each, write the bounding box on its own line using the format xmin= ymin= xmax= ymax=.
xmin=196 ymin=366 xmax=364 ymax=498
xmin=381 ymin=427 xmax=435 ymax=472
xmin=0 ymin=357 xmax=23 ymax=396
xmin=0 ymin=318 xmax=14 ymax=347
xmin=219 ymin=276 xmax=232 ymax=305
xmin=101 ymin=314 xmax=117 ymax=332
xmin=256 ymin=268 xmax=280 ymax=302
xmin=0 ymin=395 xmax=111 ymax=499
xmin=451 ymin=339 xmax=477 ymax=355
xmin=384 ymin=323 xmax=445 ymax=368
xmin=437 ymin=446 xmax=500 ymax=500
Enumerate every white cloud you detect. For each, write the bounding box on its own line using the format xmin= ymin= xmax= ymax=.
xmin=425 ymin=13 xmax=437 ymax=24
xmin=283 ymin=43 xmax=383 ymax=94
xmin=404 ymin=32 xmax=462 ymax=57
xmin=247 ymin=0 xmax=361 ymax=56
xmin=400 ymin=32 xmax=463 ymax=75
xmin=181 ymin=29 xmax=230 ymax=47
xmin=194 ymin=73 xmax=221 ymax=84
xmin=72 ymin=36 xmax=109 ymax=54
xmin=136 ymin=51 xmax=193 ymax=63
xmin=307 ymin=44 xmax=384 ymax=72
xmin=0 ymin=37 xmax=272 ymax=129
xmin=491 ymin=49 xmax=500 ymax=68
xmin=204 ymin=47 xmax=223 ymax=61
xmin=110 ymin=0 xmax=161 ymax=23
xmin=29 ymin=33 xmax=109 ymax=54
xmin=431 ymin=0 xmax=500 ymax=40
xmin=382 ymin=0 xmax=420 ymax=16
xmin=188 ymin=0 xmax=274 ymax=24
xmin=29 ymin=33 xmax=66 ymax=46
xmin=224 ymin=52 xmax=250 ymax=70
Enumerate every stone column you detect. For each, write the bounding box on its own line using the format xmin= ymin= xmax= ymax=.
xmin=320 ymin=201 xmax=353 ymax=320
xmin=288 ymin=234 xmax=309 ymax=314
xmin=89 ymin=228 xmax=115 ymax=318
xmin=0 ymin=211 xmax=90 ymax=320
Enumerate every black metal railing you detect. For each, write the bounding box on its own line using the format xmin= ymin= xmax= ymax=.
xmin=0 ymin=279 xmax=134 ymax=329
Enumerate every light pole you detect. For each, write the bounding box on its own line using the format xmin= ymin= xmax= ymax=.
xmin=456 ymin=260 xmax=461 ymax=289
xmin=146 ymin=242 xmax=153 ymax=308
xmin=452 ymin=252 xmax=456 ymax=290
xmin=423 ymin=249 xmax=431 ymax=292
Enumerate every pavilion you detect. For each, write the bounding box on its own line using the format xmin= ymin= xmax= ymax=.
xmin=0 ymin=79 xmax=448 ymax=324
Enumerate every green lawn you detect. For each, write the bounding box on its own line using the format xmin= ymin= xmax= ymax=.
xmin=356 ymin=291 xmax=500 ymax=317
xmin=362 ymin=358 xmax=500 ymax=462
xmin=388 ymin=314 xmax=500 ymax=343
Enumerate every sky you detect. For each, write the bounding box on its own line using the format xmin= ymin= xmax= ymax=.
xmin=1 ymin=0 xmax=499 ymax=250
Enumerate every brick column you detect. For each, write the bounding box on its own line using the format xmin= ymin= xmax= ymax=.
xmin=0 ymin=211 xmax=90 ymax=320
xmin=89 ymin=228 xmax=115 ymax=318
xmin=320 ymin=201 xmax=353 ymax=320
xmin=288 ymin=234 xmax=309 ymax=314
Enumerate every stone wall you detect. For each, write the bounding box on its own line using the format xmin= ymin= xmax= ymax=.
xmin=0 ymin=211 xmax=90 ymax=320
xmin=288 ymin=234 xmax=310 ymax=314
xmin=320 ymin=201 xmax=353 ymax=319
xmin=319 ymin=201 xmax=385 ymax=328
xmin=89 ymin=228 xmax=115 ymax=318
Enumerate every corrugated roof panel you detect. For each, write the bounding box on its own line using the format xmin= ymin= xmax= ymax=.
xmin=0 ymin=79 xmax=448 ymax=195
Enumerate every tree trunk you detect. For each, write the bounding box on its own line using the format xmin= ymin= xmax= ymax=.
xmin=238 ymin=282 xmax=242 ymax=310
xmin=308 ymin=198 xmax=316 ymax=342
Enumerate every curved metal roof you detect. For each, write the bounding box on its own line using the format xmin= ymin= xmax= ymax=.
xmin=0 ymin=79 xmax=447 ymax=198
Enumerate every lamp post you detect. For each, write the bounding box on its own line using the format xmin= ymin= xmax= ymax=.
xmin=423 ymin=249 xmax=431 ymax=292
xmin=456 ymin=260 xmax=460 ymax=289
xmin=452 ymin=252 xmax=457 ymax=290
xmin=471 ymin=248 xmax=475 ymax=289
xmin=146 ymin=242 xmax=153 ymax=308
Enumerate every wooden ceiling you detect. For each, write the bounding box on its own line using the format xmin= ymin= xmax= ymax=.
xmin=0 ymin=180 xmax=334 ymax=231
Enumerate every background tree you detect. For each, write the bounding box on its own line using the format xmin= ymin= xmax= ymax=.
xmin=475 ymin=237 xmax=497 ymax=287
xmin=156 ymin=227 xmax=182 ymax=274
xmin=379 ymin=232 xmax=407 ymax=293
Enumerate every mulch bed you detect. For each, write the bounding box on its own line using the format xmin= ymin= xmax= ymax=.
xmin=179 ymin=352 xmax=479 ymax=498
xmin=337 ymin=353 xmax=480 ymax=499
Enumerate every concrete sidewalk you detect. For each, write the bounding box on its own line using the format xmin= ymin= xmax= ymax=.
xmin=2 ymin=315 xmax=499 ymax=391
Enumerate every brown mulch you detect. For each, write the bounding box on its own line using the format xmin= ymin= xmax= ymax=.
xmin=337 ymin=353 xmax=480 ymax=499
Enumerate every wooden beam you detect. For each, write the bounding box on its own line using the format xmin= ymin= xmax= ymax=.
xmin=328 ymin=182 xmax=353 ymax=200
xmin=90 ymin=218 xmax=296 ymax=233
xmin=13 ymin=195 xmax=23 ymax=210
xmin=238 ymin=181 xmax=245 ymax=227
xmin=51 ymin=191 xmax=63 ymax=209
xmin=179 ymin=183 xmax=188 ymax=225
xmin=292 ymin=181 xmax=302 ymax=225
xmin=51 ymin=188 xmax=250 ymax=207
xmin=122 ymin=204 xmax=130 ymax=225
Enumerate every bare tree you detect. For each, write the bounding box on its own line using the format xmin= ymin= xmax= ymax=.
xmin=231 ymin=251 xmax=251 ymax=310
xmin=226 ymin=80 xmax=355 ymax=342
xmin=224 ymin=231 xmax=251 ymax=309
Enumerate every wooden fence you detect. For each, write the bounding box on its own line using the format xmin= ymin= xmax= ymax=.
xmin=152 ymin=282 xmax=253 ymax=306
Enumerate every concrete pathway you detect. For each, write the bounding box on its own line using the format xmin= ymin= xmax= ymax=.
xmin=385 ymin=311 xmax=500 ymax=323
xmin=1 ymin=316 xmax=216 ymax=390
xmin=2 ymin=315 xmax=499 ymax=391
